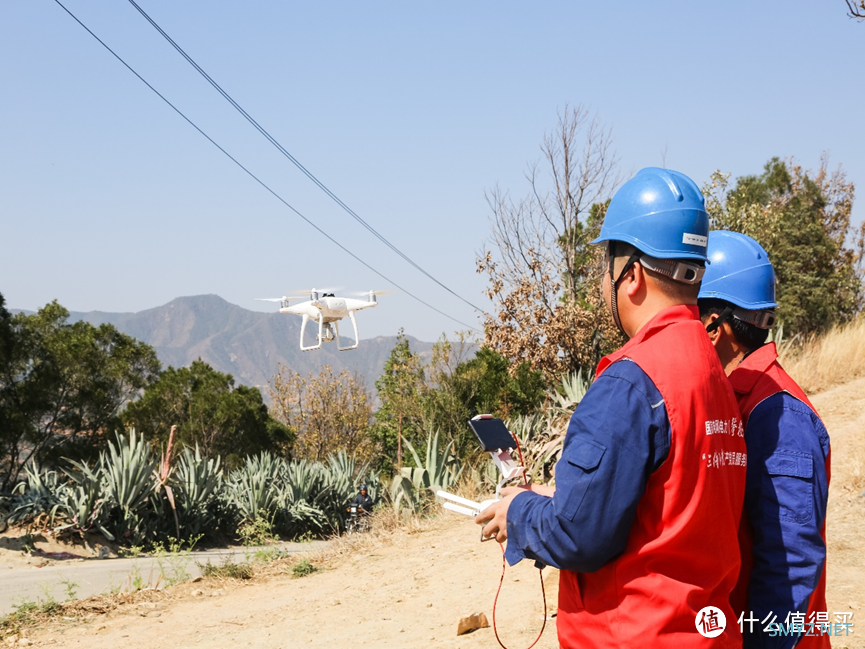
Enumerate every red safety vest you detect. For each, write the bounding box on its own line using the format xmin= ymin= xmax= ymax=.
xmin=728 ymin=343 xmax=830 ymax=649
xmin=557 ymin=305 xmax=747 ymax=648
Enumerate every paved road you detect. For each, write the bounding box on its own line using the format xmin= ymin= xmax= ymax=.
xmin=0 ymin=541 xmax=328 ymax=615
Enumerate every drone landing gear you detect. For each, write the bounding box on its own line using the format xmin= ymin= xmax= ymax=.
xmin=299 ymin=312 xmax=359 ymax=352
xmin=335 ymin=312 xmax=359 ymax=352
xmin=299 ymin=314 xmax=323 ymax=351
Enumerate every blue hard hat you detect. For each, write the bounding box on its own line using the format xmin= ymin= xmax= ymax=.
xmin=591 ymin=167 xmax=709 ymax=261
xmin=698 ymin=231 xmax=777 ymax=310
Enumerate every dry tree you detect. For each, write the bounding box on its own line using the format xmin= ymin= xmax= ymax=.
xmin=477 ymin=105 xmax=624 ymax=380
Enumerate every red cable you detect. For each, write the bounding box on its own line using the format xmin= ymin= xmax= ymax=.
xmin=489 ymin=431 xmax=548 ymax=649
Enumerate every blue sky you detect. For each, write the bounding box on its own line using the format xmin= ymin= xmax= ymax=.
xmin=2 ymin=1 xmax=863 ymax=341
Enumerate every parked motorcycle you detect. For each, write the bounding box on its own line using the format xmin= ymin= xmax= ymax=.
xmin=345 ymin=504 xmax=371 ymax=534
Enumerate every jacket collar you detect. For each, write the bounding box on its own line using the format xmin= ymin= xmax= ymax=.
xmin=597 ymin=305 xmax=700 ymax=376
xmin=620 ymin=304 xmax=701 ymax=352
xmin=728 ymin=342 xmax=778 ymax=395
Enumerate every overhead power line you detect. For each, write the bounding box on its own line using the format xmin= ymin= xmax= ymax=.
xmin=125 ymin=0 xmax=486 ymax=315
xmin=51 ymin=0 xmax=480 ymax=333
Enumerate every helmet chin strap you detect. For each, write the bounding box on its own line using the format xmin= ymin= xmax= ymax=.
xmin=608 ymin=242 xmax=641 ymax=337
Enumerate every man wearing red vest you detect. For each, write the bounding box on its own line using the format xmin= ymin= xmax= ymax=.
xmin=698 ymin=231 xmax=831 ymax=648
xmin=477 ymin=168 xmax=748 ymax=647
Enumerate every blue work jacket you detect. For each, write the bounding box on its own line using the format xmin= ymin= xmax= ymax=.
xmin=505 ymin=359 xmax=670 ymax=571
xmin=741 ymin=392 xmax=830 ymax=649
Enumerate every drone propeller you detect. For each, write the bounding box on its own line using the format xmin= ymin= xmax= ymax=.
xmin=290 ymin=286 xmax=344 ymax=293
xmin=289 ymin=286 xmax=345 ymax=296
xmin=350 ymin=289 xmax=395 ymax=297
xmin=256 ymin=296 xmax=305 ymax=302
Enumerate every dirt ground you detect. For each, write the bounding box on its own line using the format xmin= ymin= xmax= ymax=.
xmin=9 ymin=515 xmax=557 ymax=649
xmin=813 ymin=375 xmax=865 ymax=633
xmin=7 ymin=376 xmax=865 ymax=648
xmin=0 ymin=529 xmax=115 ymax=569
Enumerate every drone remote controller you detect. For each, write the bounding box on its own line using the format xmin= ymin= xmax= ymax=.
xmin=468 ymin=414 xmax=526 ymax=487
xmin=437 ymin=415 xmax=525 ymax=520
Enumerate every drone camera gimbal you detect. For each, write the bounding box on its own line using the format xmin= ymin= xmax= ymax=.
xmin=300 ymin=311 xmax=359 ymax=352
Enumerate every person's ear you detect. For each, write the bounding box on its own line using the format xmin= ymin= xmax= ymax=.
xmin=625 ymin=262 xmax=643 ymax=298
xmin=703 ymin=313 xmax=721 ymax=347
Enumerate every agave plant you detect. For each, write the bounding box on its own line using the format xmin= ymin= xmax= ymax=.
xmin=766 ymin=322 xmax=784 ymax=345
xmin=101 ymin=430 xmax=157 ymax=513
xmin=281 ymin=499 xmax=329 ymax=538
xmin=8 ymin=464 xmax=63 ymax=526
xmin=279 ymin=465 xmax=331 ymax=538
xmin=99 ymin=430 xmax=158 ymax=542
xmin=530 ymin=428 xmax=568 ymax=485
xmin=388 ymin=474 xmax=422 ymax=515
xmin=506 ymin=413 xmax=559 ymax=484
xmin=225 ymin=451 xmax=284 ymax=524
xmin=327 ymin=450 xmax=381 ymax=505
xmin=324 ymin=452 xmax=360 ymax=506
xmin=402 ymin=429 xmax=462 ymax=495
xmin=507 ymin=413 xmax=547 ymax=449
xmin=326 ymin=450 xmax=362 ymax=483
xmin=170 ymin=445 xmax=223 ymax=539
xmin=548 ymin=370 xmax=592 ymax=415
xmin=767 ymin=322 xmax=799 ymax=356
xmin=57 ymin=460 xmax=114 ymax=540
xmin=286 ymin=459 xmax=355 ymax=535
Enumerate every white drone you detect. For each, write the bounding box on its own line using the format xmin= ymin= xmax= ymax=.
xmin=256 ymin=288 xmax=383 ymax=352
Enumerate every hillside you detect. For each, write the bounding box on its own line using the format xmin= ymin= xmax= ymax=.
xmin=18 ymin=295 xmax=437 ymax=391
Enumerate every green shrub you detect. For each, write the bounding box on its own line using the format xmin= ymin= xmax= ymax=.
xmin=291 ymin=558 xmax=317 ymax=578
xmin=200 ymin=558 xmax=254 ymax=580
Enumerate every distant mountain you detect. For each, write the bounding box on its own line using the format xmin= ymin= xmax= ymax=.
xmin=14 ymin=295 xmax=437 ymax=392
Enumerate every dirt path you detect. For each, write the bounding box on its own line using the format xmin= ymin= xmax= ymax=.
xmin=17 ymin=376 xmax=865 ymax=649
xmin=0 ymin=543 xmax=329 ymax=615
xmin=24 ymin=516 xmax=557 ymax=649
xmin=811 ymin=376 xmax=865 ymax=632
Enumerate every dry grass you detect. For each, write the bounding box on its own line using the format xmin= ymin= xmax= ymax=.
xmin=1 ymin=587 xmax=173 ymax=638
xmin=779 ymin=316 xmax=865 ymax=395
xmin=849 ymin=449 xmax=865 ymax=494
xmin=198 ymin=556 xmax=255 ymax=580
